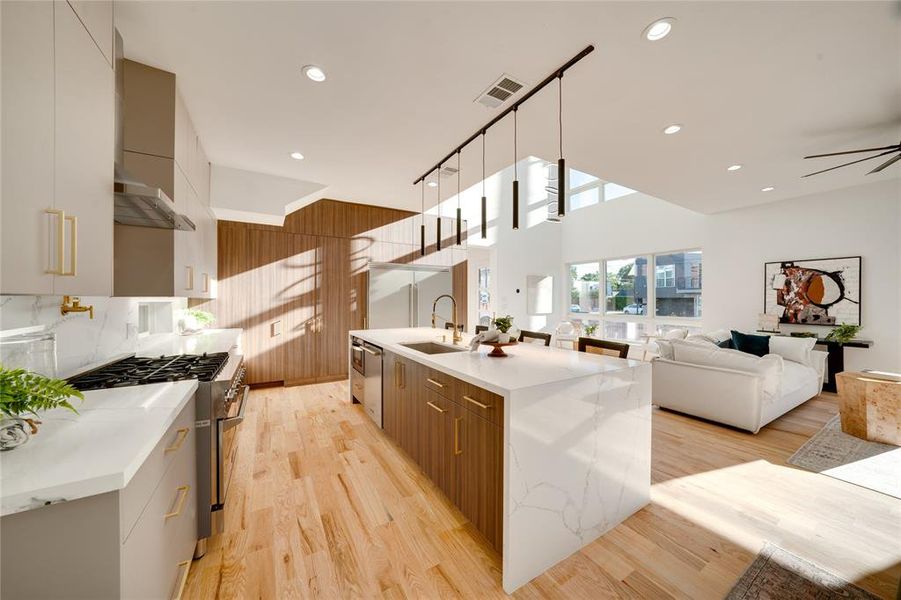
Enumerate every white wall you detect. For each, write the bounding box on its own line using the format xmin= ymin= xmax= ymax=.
xmin=489 ymin=178 xmax=900 ymax=371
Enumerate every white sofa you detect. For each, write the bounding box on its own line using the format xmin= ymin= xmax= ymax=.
xmin=652 ymin=335 xmax=827 ymax=433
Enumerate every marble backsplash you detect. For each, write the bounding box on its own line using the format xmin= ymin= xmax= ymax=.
xmin=0 ymin=296 xmax=186 ymax=377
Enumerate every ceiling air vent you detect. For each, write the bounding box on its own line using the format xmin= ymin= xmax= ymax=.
xmin=475 ymin=74 xmax=525 ymax=109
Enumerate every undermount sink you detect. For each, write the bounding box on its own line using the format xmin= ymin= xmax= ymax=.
xmin=399 ymin=341 xmax=466 ymax=355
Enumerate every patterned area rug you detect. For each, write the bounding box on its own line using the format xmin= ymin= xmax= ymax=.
xmin=726 ymin=544 xmax=881 ymax=600
xmin=787 ymin=415 xmax=900 ymax=499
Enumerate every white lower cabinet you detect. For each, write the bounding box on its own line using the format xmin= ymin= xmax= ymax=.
xmin=0 ymin=0 xmax=113 ymax=296
xmin=0 ymin=397 xmax=198 ymax=600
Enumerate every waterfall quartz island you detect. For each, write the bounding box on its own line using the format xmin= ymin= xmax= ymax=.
xmin=348 ymin=327 xmax=651 ymax=593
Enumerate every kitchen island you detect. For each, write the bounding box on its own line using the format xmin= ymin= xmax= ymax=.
xmin=349 ymin=327 xmax=651 ymax=593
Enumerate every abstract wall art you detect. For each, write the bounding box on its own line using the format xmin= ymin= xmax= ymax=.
xmin=764 ymin=256 xmax=861 ymax=326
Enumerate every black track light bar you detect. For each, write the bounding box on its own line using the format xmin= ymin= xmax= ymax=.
xmin=412 ymin=45 xmax=595 ymax=186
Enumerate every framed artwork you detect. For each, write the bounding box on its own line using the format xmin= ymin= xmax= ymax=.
xmin=764 ymin=256 xmax=861 ymax=326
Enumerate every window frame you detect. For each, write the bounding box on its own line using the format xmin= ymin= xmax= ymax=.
xmin=565 ymin=248 xmax=703 ymax=341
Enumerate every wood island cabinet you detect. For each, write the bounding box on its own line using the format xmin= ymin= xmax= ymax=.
xmin=381 ymin=349 xmax=504 ymax=551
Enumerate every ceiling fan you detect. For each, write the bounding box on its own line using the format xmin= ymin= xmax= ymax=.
xmin=802 ymin=139 xmax=901 ymax=178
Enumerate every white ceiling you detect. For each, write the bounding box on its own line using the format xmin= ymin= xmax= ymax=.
xmin=115 ymin=1 xmax=901 ymax=216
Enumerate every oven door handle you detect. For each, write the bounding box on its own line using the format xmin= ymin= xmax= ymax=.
xmin=221 ymin=385 xmax=249 ymax=430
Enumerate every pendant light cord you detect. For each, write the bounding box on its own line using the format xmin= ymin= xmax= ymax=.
xmin=558 ymin=74 xmax=563 ymax=157
xmin=513 ymin=108 xmax=518 ymax=179
xmin=457 ymin=151 xmax=461 ymax=204
xmin=482 ymin=132 xmax=486 ymax=194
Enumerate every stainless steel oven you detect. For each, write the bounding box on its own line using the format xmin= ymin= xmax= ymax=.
xmin=194 ymin=352 xmax=247 ymax=558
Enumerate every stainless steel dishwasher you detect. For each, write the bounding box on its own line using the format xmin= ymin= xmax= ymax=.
xmin=361 ymin=343 xmax=383 ymax=427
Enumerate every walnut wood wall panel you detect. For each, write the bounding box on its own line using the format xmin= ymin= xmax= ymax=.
xmin=198 ymin=199 xmax=468 ymax=387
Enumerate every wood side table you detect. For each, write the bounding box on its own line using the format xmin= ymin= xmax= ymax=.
xmin=835 ymin=371 xmax=901 ymax=445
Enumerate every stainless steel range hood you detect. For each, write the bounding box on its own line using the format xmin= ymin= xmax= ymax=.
xmin=114 ymin=169 xmax=195 ymax=231
xmin=112 ymin=30 xmax=193 ymax=231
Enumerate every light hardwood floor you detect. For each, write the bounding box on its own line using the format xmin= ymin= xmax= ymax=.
xmin=184 ymin=383 xmax=901 ymax=599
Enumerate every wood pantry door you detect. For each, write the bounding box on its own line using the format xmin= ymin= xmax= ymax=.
xmin=282 ymin=234 xmax=320 ymax=386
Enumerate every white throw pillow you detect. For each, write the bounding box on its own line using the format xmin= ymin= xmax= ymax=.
xmin=656 ymin=339 xmax=675 ymax=360
xmin=685 ymin=334 xmax=719 ymax=347
xmin=663 ymin=328 xmax=688 ymax=340
xmin=769 ymin=336 xmax=816 ymax=367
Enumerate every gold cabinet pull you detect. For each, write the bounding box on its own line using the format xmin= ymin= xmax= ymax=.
xmin=165 ymin=428 xmax=189 ymax=453
xmin=185 ymin=265 xmax=194 ymax=290
xmin=172 ymin=559 xmax=191 ymax=600
xmin=394 ymin=361 xmax=400 ymax=388
xmin=426 ymin=377 xmax=445 ymax=388
xmin=62 ymin=215 xmax=77 ymax=276
xmin=164 ymin=485 xmax=190 ymax=519
xmin=399 ymin=362 xmax=406 ymax=389
xmin=202 ymin=272 xmax=210 ymax=293
xmin=426 ymin=401 xmax=446 ymax=414
xmin=454 ymin=416 xmax=462 ymax=455
xmin=44 ymin=209 xmax=65 ymax=274
xmin=463 ymin=395 xmax=492 ymax=409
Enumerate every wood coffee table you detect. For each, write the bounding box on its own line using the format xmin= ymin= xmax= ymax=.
xmin=835 ymin=371 xmax=901 ymax=445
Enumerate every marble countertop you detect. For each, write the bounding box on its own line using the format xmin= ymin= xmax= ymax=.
xmin=350 ymin=327 xmax=641 ymax=395
xmin=137 ymin=327 xmax=242 ymax=357
xmin=0 ymin=380 xmax=198 ymax=517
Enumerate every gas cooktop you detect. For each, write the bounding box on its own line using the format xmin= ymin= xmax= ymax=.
xmin=68 ymin=352 xmax=230 ymax=391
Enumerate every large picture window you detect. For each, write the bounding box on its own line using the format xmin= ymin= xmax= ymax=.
xmin=567 ymin=248 xmax=702 ymax=341
xmin=655 ymin=251 xmax=702 ymax=318
xmin=569 ymin=262 xmax=600 ymax=313
xmin=605 ymin=257 xmax=647 ymax=315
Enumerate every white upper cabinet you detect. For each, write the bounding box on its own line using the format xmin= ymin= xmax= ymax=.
xmin=0 ymin=0 xmax=113 ymax=296
xmin=1 ymin=1 xmax=55 ymax=295
xmin=53 ymin=0 xmax=114 ymax=296
xmin=66 ymin=0 xmax=114 ymax=66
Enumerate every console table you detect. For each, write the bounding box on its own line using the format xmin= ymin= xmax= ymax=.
xmin=757 ymin=332 xmax=873 ymax=393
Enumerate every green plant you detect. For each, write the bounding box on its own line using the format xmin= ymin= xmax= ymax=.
xmin=183 ymin=308 xmax=215 ymax=326
xmin=584 ymin=323 xmax=598 ymax=336
xmin=493 ymin=315 xmax=514 ymax=333
xmin=825 ymin=323 xmax=860 ymax=344
xmin=0 ymin=366 xmax=83 ymax=419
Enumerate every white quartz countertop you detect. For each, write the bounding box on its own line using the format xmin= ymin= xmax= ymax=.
xmin=0 ymin=380 xmax=197 ymax=517
xmin=137 ymin=328 xmax=242 ymax=357
xmin=350 ymin=327 xmax=641 ymax=395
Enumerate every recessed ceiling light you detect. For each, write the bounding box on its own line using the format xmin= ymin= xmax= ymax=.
xmin=643 ymin=18 xmax=675 ymax=41
xmin=427 ymin=181 xmax=438 ymax=188
xmin=761 ymin=186 xmax=775 ymax=192
xmin=663 ymin=124 xmax=682 ymax=135
xmin=302 ymin=65 xmax=326 ymax=82
xmin=289 ymin=151 xmax=304 ymax=160
xmin=727 ymin=164 xmax=742 ymax=171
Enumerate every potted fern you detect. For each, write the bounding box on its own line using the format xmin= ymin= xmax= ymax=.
xmin=0 ymin=366 xmax=83 ymax=451
xmin=825 ymin=323 xmax=861 ymax=345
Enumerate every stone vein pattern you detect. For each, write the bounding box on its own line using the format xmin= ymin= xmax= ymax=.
xmin=503 ymin=363 xmax=651 ymax=592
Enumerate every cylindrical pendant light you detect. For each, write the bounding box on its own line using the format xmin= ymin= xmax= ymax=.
xmin=512 ymin=108 xmax=519 ymax=230
xmin=420 ymin=179 xmax=426 ymax=256
xmin=557 ymin=74 xmax=566 ymax=218
xmin=481 ymin=131 xmax=487 ymax=239
xmin=456 ymin=150 xmax=462 ymax=245
xmin=436 ymin=167 xmax=442 ymax=251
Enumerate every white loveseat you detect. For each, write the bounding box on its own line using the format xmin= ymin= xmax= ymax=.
xmin=652 ymin=334 xmax=827 ymax=433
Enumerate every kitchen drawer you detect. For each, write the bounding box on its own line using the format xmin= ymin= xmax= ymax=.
xmin=351 ymin=368 xmax=364 ymax=403
xmin=421 ymin=366 xmax=457 ymax=399
xmin=457 ymin=379 xmax=504 ymax=428
xmin=122 ymin=422 xmax=197 ymax=600
xmin=120 ymin=395 xmax=195 ymax=543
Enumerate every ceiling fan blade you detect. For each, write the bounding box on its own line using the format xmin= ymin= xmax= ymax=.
xmin=866 ymin=152 xmax=901 ymax=174
xmin=802 ymin=149 xmax=897 ymax=178
xmin=804 ymin=144 xmax=900 ymax=159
